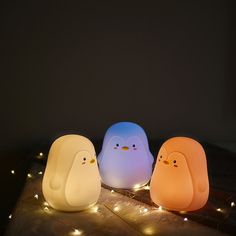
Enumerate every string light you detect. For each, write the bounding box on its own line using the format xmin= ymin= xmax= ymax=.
xmin=44 ymin=207 xmax=50 ymax=212
xmin=38 ymin=171 xmax=43 ymax=175
xmin=71 ymin=229 xmax=83 ymax=235
xmin=143 ymin=185 xmax=150 ymax=190
xmin=157 ymin=206 xmax=162 ymax=211
xmin=140 ymin=208 xmax=148 ymax=213
xmin=231 ymin=202 xmax=235 ymax=207
xmin=11 ymin=170 xmax=15 ymax=175
xmin=90 ymin=205 xmax=98 ymax=213
xmin=143 ymin=226 xmax=154 ymax=235
xmin=27 ymin=173 xmax=32 ymax=178
xmin=43 ymin=201 xmax=49 ymax=206
xmin=8 ymin=214 xmax=12 ymax=219
xmin=34 ymin=194 xmax=39 ymax=199
xmin=111 ymin=190 xmax=114 ymax=193
xmin=113 ymin=206 xmax=120 ymax=212
xmin=216 ymin=208 xmax=222 ymax=212
xmin=39 ymin=152 xmax=43 ymax=157
xmin=184 ymin=217 xmax=188 ymax=221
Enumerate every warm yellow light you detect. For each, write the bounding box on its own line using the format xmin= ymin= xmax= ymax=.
xmin=38 ymin=171 xmax=43 ymax=175
xmin=231 ymin=202 xmax=235 ymax=207
xmin=90 ymin=205 xmax=98 ymax=213
xmin=71 ymin=229 xmax=83 ymax=235
xmin=42 ymin=135 xmax=101 ymax=211
xmin=8 ymin=214 xmax=12 ymax=219
xmin=111 ymin=190 xmax=114 ymax=193
xmin=184 ymin=217 xmax=188 ymax=221
xmin=44 ymin=207 xmax=50 ymax=212
xmin=11 ymin=170 xmax=15 ymax=175
xmin=143 ymin=226 xmax=154 ymax=235
xmin=34 ymin=194 xmax=39 ymax=199
xmin=216 ymin=208 xmax=222 ymax=212
xmin=113 ymin=206 xmax=120 ymax=212
xmin=39 ymin=152 xmax=43 ymax=156
xmin=158 ymin=206 xmax=162 ymax=211
xmin=143 ymin=185 xmax=150 ymax=190
xmin=43 ymin=201 xmax=49 ymax=206
xmin=179 ymin=211 xmax=187 ymax=214
xmin=27 ymin=173 xmax=32 ymax=178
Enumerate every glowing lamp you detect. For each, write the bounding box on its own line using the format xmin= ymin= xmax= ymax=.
xmin=98 ymin=122 xmax=154 ymax=189
xmin=42 ymin=135 xmax=101 ymax=211
xmin=150 ymin=137 xmax=209 ymax=211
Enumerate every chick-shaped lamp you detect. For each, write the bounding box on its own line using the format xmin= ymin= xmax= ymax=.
xmin=42 ymin=135 xmax=101 ymax=211
xmin=98 ymin=122 xmax=154 ymax=189
xmin=150 ymin=137 xmax=209 ymax=211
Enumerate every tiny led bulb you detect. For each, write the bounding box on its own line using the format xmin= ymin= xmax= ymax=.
xmin=184 ymin=217 xmax=188 ymax=221
xmin=113 ymin=206 xmax=119 ymax=212
xmin=43 ymin=201 xmax=49 ymax=206
xmin=11 ymin=170 xmax=15 ymax=175
xmin=111 ymin=190 xmax=114 ymax=193
xmin=143 ymin=185 xmax=150 ymax=190
xmin=34 ymin=194 xmax=39 ymax=199
xmin=158 ymin=206 xmax=162 ymax=211
xmin=231 ymin=202 xmax=235 ymax=207
xmin=72 ymin=229 xmax=82 ymax=235
xmin=9 ymin=214 xmax=12 ymax=219
xmin=39 ymin=152 xmax=43 ymax=156
xmin=143 ymin=208 xmax=148 ymax=213
xmin=216 ymin=208 xmax=222 ymax=212
xmin=27 ymin=173 xmax=32 ymax=178
xmin=38 ymin=171 xmax=43 ymax=175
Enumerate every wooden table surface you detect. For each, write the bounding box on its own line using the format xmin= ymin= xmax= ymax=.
xmin=5 ymin=161 xmax=234 ymax=236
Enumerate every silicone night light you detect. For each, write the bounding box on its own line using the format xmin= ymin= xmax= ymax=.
xmin=98 ymin=122 xmax=154 ymax=189
xmin=150 ymin=137 xmax=209 ymax=211
xmin=42 ymin=135 xmax=101 ymax=211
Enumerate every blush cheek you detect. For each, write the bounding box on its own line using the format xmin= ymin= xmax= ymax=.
xmin=174 ymin=165 xmax=178 ymax=167
xmin=133 ymin=148 xmax=137 ymax=150
xmin=114 ymin=147 xmax=117 ymax=149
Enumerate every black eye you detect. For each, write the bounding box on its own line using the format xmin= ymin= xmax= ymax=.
xmin=83 ymin=158 xmax=86 ymax=161
xmin=132 ymin=144 xmax=135 ymax=147
xmin=116 ymin=144 xmax=119 ymax=147
xmin=173 ymin=160 xmax=176 ymax=163
xmin=160 ymin=155 xmax=162 ymax=159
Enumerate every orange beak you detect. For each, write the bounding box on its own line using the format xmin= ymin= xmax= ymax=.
xmin=163 ymin=160 xmax=169 ymax=165
xmin=122 ymin=146 xmax=129 ymax=151
xmin=90 ymin=159 xmax=95 ymax=164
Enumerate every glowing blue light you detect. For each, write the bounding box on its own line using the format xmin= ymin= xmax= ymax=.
xmin=98 ymin=122 xmax=154 ymax=189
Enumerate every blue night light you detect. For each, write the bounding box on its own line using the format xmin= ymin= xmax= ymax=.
xmin=98 ymin=122 xmax=154 ymax=189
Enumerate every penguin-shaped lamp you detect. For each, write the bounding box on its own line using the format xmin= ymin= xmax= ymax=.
xmin=150 ymin=137 xmax=209 ymax=211
xmin=98 ymin=122 xmax=154 ymax=189
xmin=42 ymin=135 xmax=101 ymax=211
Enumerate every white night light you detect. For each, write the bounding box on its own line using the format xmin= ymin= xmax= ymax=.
xmin=98 ymin=122 xmax=154 ymax=189
xmin=42 ymin=135 xmax=101 ymax=211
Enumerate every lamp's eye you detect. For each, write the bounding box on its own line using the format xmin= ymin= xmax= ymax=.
xmin=132 ymin=144 xmax=136 ymax=147
xmin=116 ymin=144 xmax=119 ymax=147
xmin=83 ymin=157 xmax=86 ymax=161
xmin=173 ymin=160 xmax=176 ymax=163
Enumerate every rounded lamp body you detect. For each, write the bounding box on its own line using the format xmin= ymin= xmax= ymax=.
xmin=150 ymin=137 xmax=209 ymax=211
xmin=98 ymin=122 xmax=154 ymax=189
xmin=42 ymin=135 xmax=101 ymax=211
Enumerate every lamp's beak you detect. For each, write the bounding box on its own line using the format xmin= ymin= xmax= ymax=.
xmin=90 ymin=159 xmax=95 ymax=164
xmin=122 ymin=146 xmax=129 ymax=151
xmin=163 ymin=160 xmax=169 ymax=165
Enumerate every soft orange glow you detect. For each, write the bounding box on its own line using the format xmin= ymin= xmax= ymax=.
xmin=150 ymin=137 xmax=209 ymax=211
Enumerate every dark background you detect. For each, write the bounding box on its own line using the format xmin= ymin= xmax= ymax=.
xmin=0 ymin=0 xmax=235 ymax=234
